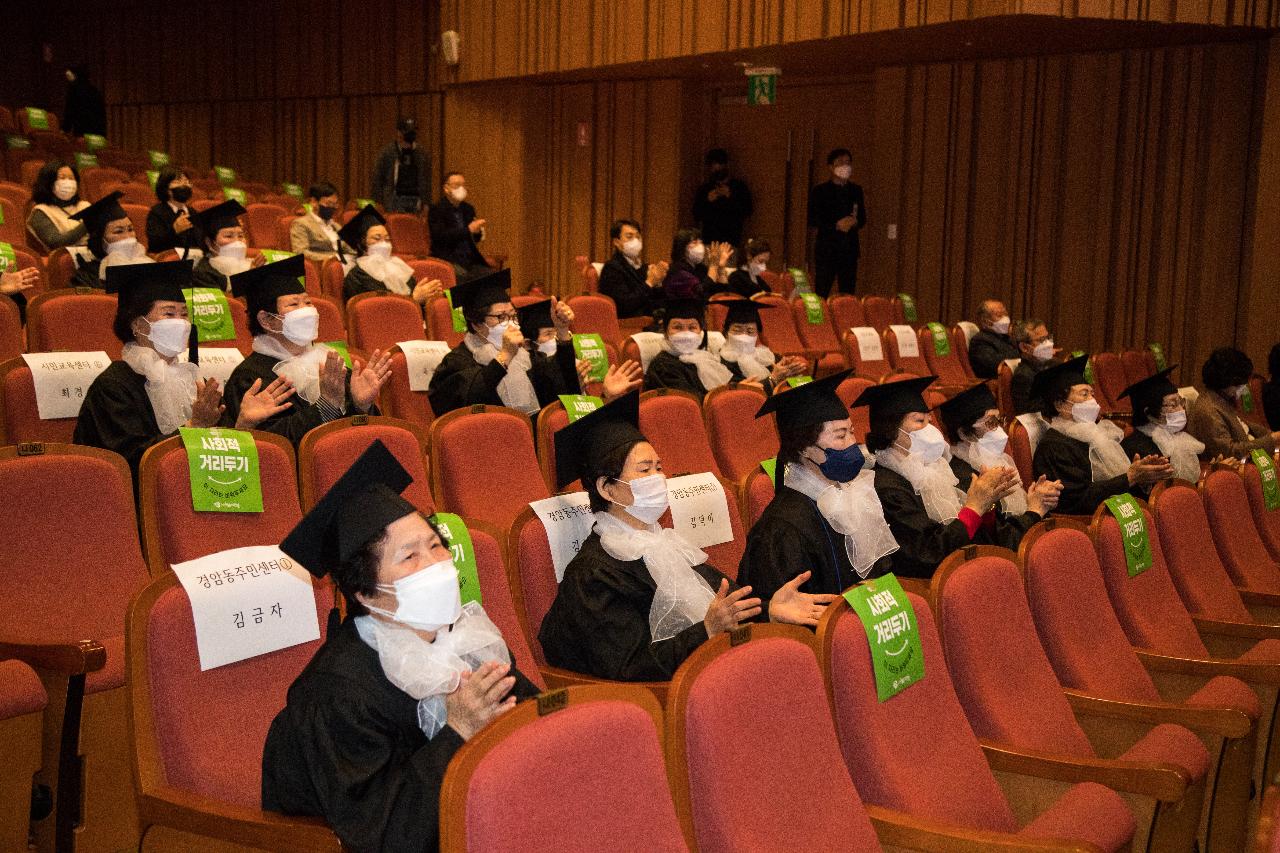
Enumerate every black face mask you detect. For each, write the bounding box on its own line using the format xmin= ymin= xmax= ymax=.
xmin=317 ymin=204 xmax=337 ymax=221
xmin=170 ymin=186 xmax=193 ymax=203
xmin=402 ymin=130 xmax=417 ymax=144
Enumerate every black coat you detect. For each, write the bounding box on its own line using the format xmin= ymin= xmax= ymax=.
xmin=807 ymin=180 xmax=866 ymax=260
xmin=644 ymin=350 xmax=708 ymax=402
xmin=73 ymin=361 xmax=168 ymax=479
xmin=597 ymin=252 xmax=658 ymax=319
xmin=343 ymin=265 xmax=417 ymax=304
xmin=145 ymin=203 xmax=201 ymax=256
xmin=427 ymin=198 xmax=487 ymax=270
xmin=968 ymin=329 xmax=1020 ymax=380
xmin=692 ymin=176 xmax=753 ymax=246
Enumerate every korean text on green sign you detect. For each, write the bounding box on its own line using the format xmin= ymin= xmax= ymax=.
xmin=926 ymin=322 xmax=951 ymax=356
xmin=183 ymin=287 xmax=236 ymax=342
xmin=429 ymin=512 xmax=482 ymax=605
xmin=572 ymin=333 xmax=609 ymax=383
xmin=1104 ymin=493 xmax=1153 ymax=577
xmin=180 ymin=427 xmax=264 ymax=513
xmin=1252 ymin=450 xmax=1280 ymax=511
xmin=843 ymin=574 xmax=924 ymax=701
xmin=559 ymin=394 xmax=603 ymax=423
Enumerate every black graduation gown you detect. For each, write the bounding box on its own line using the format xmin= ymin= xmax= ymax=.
xmin=69 ymin=254 xmax=103 ymax=289
xmin=1119 ymin=431 xmax=1161 ymax=499
xmin=738 ymin=484 xmax=892 ymax=605
xmin=539 ymin=532 xmax=738 ymax=681
xmin=1011 ymin=360 xmax=1046 ymax=415
xmin=873 ymin=465 xmax=1040 ymax=578
xmin=342 ymin=265 xmax=417 ymax=303
xmin=73 ymin=361 xmax=169 ymax=479
xmin=719 ymin=356 xmax=777 ymax=396
xmin=1033 ymin=428 xmax=1131 ymax=516
xmin=724 ymin=268 xmax=767 ymax=299
xmin=426 ymin=340 xmax=578 ymax=417
xmin=967 ymin=329 xmax=1020 ymax=380
xmin=597 ymin=253 xmax=658 ymax=319
xmin=261 ymin=617 xmax=539 ymax=853
xmin=644 ymin=350 xmax=708 ymax=401
xmin=949 ymin=454 xmax=1048 ymax=529
xmin=191 ymin=256 xmax=233 ymax=291
xmin=218 ymin=350 xmax=376 ymax=446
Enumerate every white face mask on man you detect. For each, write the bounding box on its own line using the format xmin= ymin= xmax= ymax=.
xmin=449 ymin=186 xmax=468 ymax=203
xmin=620 ymin=237 xmax=643 ymax=259
xmin=686 ymin=243 xmax=706 ymax=265
xmin=1031 ymin=339 xmax=1055 ymax=362
xmin=833 ymin=164 xmax=853 ymax=180
xmin=990 ymin=316 xmax=1010 ymax=335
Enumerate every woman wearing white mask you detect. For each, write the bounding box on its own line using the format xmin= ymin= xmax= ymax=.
xmin=660 ymin=228 xmax=730 ymax=301
xmin=724 ymin=237 xmax=773 ymax=299
xmin=221 ymin=255 xmax=392 ymax=444
xmin=1033 ymin=355 xmax=1173 ymax=515
xmin=643 ymin=298 xmax=733 ymax=402
xmin=717 ymin=298 xmax=808 ymax=394
xmin=74 ymin=261 xmax=293 ymax=478
xmin=68 ymin=191 xmax=153 ymax=287
xmin=26 ymin=161 xmax=90 ymax=252
xmin=539 ymin=392 xmax=826 ymax=681
xmin=339 ymin=204 xmax=442 ymax=304
xmin=1119 ymin=366 xmax=1205 ymax=489
xmin=265 ymin=440 xmax=540 ymax=853
xmin=1187 ymin=347 xmax=1280 ymax=462
xmin=861 ymin=376 xmax=1057 ymax=578
xmin=188 ymin=199 xmax=256 ymax=290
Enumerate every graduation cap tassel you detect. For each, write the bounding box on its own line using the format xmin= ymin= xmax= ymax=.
xmin=188 ymin=317 xmax=199 ymax=366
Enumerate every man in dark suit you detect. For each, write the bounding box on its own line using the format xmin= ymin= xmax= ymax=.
xmin=806 ymin=147 xmax=866 ymax=297
xmin=692 ymin=148 xmax=753 ymax=252
xmin=597 ymin=219 xmax=668 ymax=319
xmin=967 ymin=299 xmax=1020 ymax=379
xmin=428 ymin=171 xmax=492 ymax=281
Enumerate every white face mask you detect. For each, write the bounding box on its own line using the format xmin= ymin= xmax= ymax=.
xmin=976 ymin=427 xmax=1009 ymax=455
xmin=143 ymin=317 xmax=192 ymax=358
xmin=367 ymin=241 xmax=393 ymax=259
xmin=1070 ymin=398 xmax=1101 ymax=424
xmin=1163 ymin=410 xmax=1187 ymax=433
xmin=486 ymin=321 xmax=510 ymax=350
xmin=449 ymin=186 xmax=468 ymax=203
xmin=616 ymin=473 xmax=669 ymax=525
xmin=833 ymin=164 xmax=853 ymax=180
xmin=54 ymin=178 xmax=78 ymax=201
xmin=369 ymin=558 xmax=463 ymax=632
xmin=1031 ymin=339 xmax=1054 ymax=361
xmin=686 ymin=243 xmax=706 ymax=265
xmin=1232 ymin=384 xmax=1249 ymax=399
xmin=748 ymin=260 xmax=767 ymax=277
xmin=900 ymin=423 xmax=947 ymax=464
xmin=105 ymin=236 xmax=138 ymax=256
xmin=218 ymin=240 xmax=247 ymax=260
xmin=669 ymin=330 xmax=701 ymax=355
xmin=728 ymin=333 xmax=757 ymax=351
xmin=274 ymin=306 xmax=319 ymax=346
xmin=537 ymin=338 xmax=557 ymax=357
xmin=990 ymin=316 xmax=1010 ymax=335
xmin=620 ymin=237 xmax=642 ymax=259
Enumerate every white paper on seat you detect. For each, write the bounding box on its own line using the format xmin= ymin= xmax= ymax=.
xmin=530 ymin=492 xmax=595 ymax=582
xmin=1003 ymin=358 xmax=1022 ymax=373
xmin=399 ymin=340 xmax=452 ymax=391
xmin=630 ymin=332 xmax=667 ymax=371
xmin=171 ymin=545 xmax=320 ymax=671
xmin=590 ymin=262 xmax=603 ymax=275
xmin=1015 ymin=413 xmax=1049 ymax=455
xmin=890 ymin=325 xmax=919 ymax=358
xmin=666 ymin=473 xmax=733 ymax=549
xmin=957 ymin=320 xmax=979 ymax=342
xmin=21 ymin=351 xmax=111 ymax=419
xmin=190 ymin=348 xmax=244 ymax=387
xmin=851 ymin=327 xmax=882 ymax=361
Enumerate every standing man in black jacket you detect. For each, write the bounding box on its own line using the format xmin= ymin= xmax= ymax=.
xmin=428 ymin=171 xmax=492 ymax=281
xmin=806 ymin=148 xmax=866 ymax=297
xmin=692 ymin=149 xmax=753 ymax=255
xmin=370 ymin=118 xmax=430 ymax=213
xmin=966 ymin=299 xmax=1020 ymax=379
xmin=597 ymin=219 xmax=668 ymax=319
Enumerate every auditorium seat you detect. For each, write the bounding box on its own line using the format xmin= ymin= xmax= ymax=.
xmin=952 ymin=321 xmax=979 ymax=380
xmin=883 ymin=325 xmax=932 ymax=378
xmin=665 ymin=625 xmax=881 ymax=853
xmin=26 ymin=288 xmax=120 ymax=357
xmin=742 ymin=468 xmax=774 ymax=526
xmin=578 ymin=260 xmax=599 ymax=295
xmin=244 ymin=203 xmax=288 ymax=249
xmin=1201 ymin=469 xmax=1280 ymax=594
xmin=440 ymin=685 xmax=683 ymax=852
xmin=120 ymin=203 xmax=150 ymax=249
xmin=787 ymin=298 xmax=847 ymax=377
xmin=0 ymin=357 xmax=79 ymax=445
xmin=842 ymin=328 xmax=892 ymax=381
xmin=425 ymin=293 xmax=465 ymax=346
xmin=0 ymin=443 xmax=149 ymax=852
xmin=819 ymin=590 xmax=1136 ymax=851
xmin=274 ymin=215 xmax=296 ymax=253
xmin=639 ymin=389 xmax=721 ymax=477
xmin=0 ymin=659 xmax=46 ymax=853
xmin=932 ymin=547 xmax=1207 ymax=852
xmin=346 ymin=291 xmax=424 ymax=354
xmin=319 ymin=256 xmax=346 ymax=305
xmin=116 ymin=181 xmax=154 ymax=206
xmin=752 ymin=298 xmax=815 ymax=364
xmin=702 ymin=385 xmax=775 ymax=486
xmin=567 ymin=294 xmax=627 ymax=351
xmin=1091 ymin=353 xmax=1131 ymax=415
xmin=125 ymin=570 xmax=340 ymax=851
xmin=298 ymin=415 xmax=433 ymax=513
xmin=757 ymin=269 xmax=789 ymax=294
xmin=379 ymin=347 xmax=438 ymax=433
xmin=1241 ymin=462 xmax=1280 ymax=562
xmin=81 ymin=166 xmax=128 ymax=201
xmin=43 ymin=248 xmax=76 ymax=290
xmin=0 ymin=198 xmax=24 ymax=247
xmin=1122 ymin=350 xmax=1155 ymax=386
xmin=532 ymin=398 xmax=573 ymax=491
xmin=0 ymin=298 xmax=20 ymax=362
xmin=1020 ymin=519 xmax=1258 ymax=851
xmin=835 ymin=375 xmax=875 ymax=439
xmin=861 ymin=295 xmax=894 ymax=332
xmin=1006 ymin=416 xmax=1035 ymax=485
xmin=429 ymin=405 xmax=548 ymax=529
xmin=827 ymin=293 xmax=864 ymax=332
xmin=408 ymin=257 xmax=457 ymax=289
xmin=919 ymin=324 xmax=970 ymax=389
xmin=997 ymin=360 xmax=1017 ymax=418
xmin=462 ymin=517 xmax=545 ymax=688
xmin=18 ymin=108 xmax=60 ymax=134
xmin=137 ymin=431 xmax=302 ymax=574
xmin=0 ymin=179 xmax=31 ymax=211
xmin=19 ymin=158 xmax=46 ymax=191
xmin=385 ymin=213 xmax=429 ymax=259
xmin=8 ymin=245 xmax=47 ymax=297
xmin=313 ymin=294 xmax=345 ymax=342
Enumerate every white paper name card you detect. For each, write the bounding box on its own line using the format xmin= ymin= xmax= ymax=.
xmin=851 ymin=327 xmax=882 ymax=362
xmin=399 ymin=340 xmax=452 ymax=392
xmin=530 ymin=492 xmax=595 ymax=582
xmin=171 ymin=545 xmax=320 ymax=671
xmin=21 ymin=352 xmax=111 ymax=419
xmin=666 ymin=473 xmax=733 ymax=549
xmin=890 ymin=325 xmax=919 ymax=358
xmin=192 ymin=348 xmax=245 ymax=387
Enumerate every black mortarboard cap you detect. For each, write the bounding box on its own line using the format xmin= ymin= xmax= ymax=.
xmin=850 ymin=375 xmax=937 ymax=423
xmin=336 ymin=204 xmax=386 ymax=258
xmin=230 ymin=254 xmax=306 ymax=322
xmin=554 ymin=390 xmax=645 ymax=489
xmin=279 ymin=440 xmax=417 ymax=578
xmin=1120 ymin=365 xmax=1179 ymax=426
xmin=663 ymin=297 xmax=705 ymax=326
xmin=105 ymin=258 xmax=191 ymax=301
xmin=449 ymin=268 xmax=512 ymax=317
xmin=1029 ymin=355 xmax=1090 ymax=410
xmin=188 ymin=199 xmax=246 ymax=237
xmin=70 ymin=190 xmax=126 ymax=235
xmin=516 ymin=299 xmax=554 ymax=333
xmin=722 ymin=298 xmax=765 ymax=331
xmin=755 ymin=369 xmax=853 ymax=430
xmin=935 ymin=382 xmax=999 ymax=439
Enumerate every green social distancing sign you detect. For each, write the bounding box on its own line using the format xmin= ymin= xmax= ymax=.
xmin=180 ymin=427 xmax=263 ymax=513
xmin=429 ymin=512 xmax=482 ymax=605
xmin=559 ymin=394 xmax=603 ymax=423
xmin=1104 ymin=493 xmax=1152 ymax=577
xmin=572 ymin=333 xmax=608 ymax=382
xmin=182 ymin=287 xmax=236 ymax=342
xmin=799 ymin=292 xmax=825 ymax=325
xmin=897 ymin=293 xmax=918 ymax=322
xmin=844 ymin=574 xmax=924 ymax=701
xmin=1252 ymin=450 xmax=1280 ymax=511
xmin=927 ymin=322 xmax=951 ymax=356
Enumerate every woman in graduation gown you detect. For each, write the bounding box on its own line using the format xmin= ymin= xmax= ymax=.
xmin=72 ymin=261 xmax=294 ymax=477
xmin=723 ymin=237 xmax=773 ymax=299
xmin=187 ymin=199 xmax=256 ymax=290
xmin=263 ymin=440 xmax=540 ymax=853
xmin=339 ymin=204 xmax=443 ymax=304
xmin=1032 ymin=355 xmax=1173 ymax=515
xmin=220 ymin=255 xmax=393 ymax=445
xmin=642 ymin=298 xmax=734 ymax=402
xmin=862 ymin=376 xmax=1060 ymax=578
xmin=1119 ymin=366 xmax=1204 ymax=489
xmin=738 ymin=370 xmax=898 ymax=607
xmin=716 ymin=298 xmax=807 ymax=395
xmin=67 ymin=191 xmax=153 ymax=288
xmin=538 ymin=392 xmax=830 ymax=681
xmin=938 ymin=383 xmax=1032 ymax=517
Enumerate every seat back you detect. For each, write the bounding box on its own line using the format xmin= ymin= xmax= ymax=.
xmin=117 ymin=182 xmax=155 ymax=206
xmin=1020 ymin=523 xmax=1162 ymax=702
xmin=379 ymin=349 xmax=437 ymax=432
xmin=1201 ymin=469 xmax=1280 ymax=593
xmin=861 ymin=295 xmax=894 ymax=331
xmin=442 ymin=687 xmax=684 ymax=852
xmin=407 ymin=258 xmax=457 ymax=289
xmin=819 ymin=593 xmax=1019 ymax=830
xmin=533 ymin=400 xmax=574 ymax=491
xmin=742 ymin=468 xmax=774 ymax=526
xmin=44 ymin=249 xmax=77 ymax=291
xmin=567 ymin=294 xmax=625 ymax=349
xmin=1006 ymin=417 xmax=1035 ymax=485
xmin=121 ymin=203 xmax=151 ymax=249
xmin=319 ymin=257 xmax=344 ymax=302
xmin=313 ymin=295 xmax=345 ymax=342
xmin=429 ymin=406 xmax=548 ymax=529
xmin=920 ymin=325 xmax=969 ymax=386
xmin=834 ymin=375 xmax=875 ymax=440
xmin=385 ymin=213 xmax=429 ymax=258
xmin=274 ymin=216 xmax=296 ymax=253
xmin=1091 ymin=353 xmax=1130 ymax=414
xmin=243 ymin=203 xmax=288 ymax=249
xmin=0 ymin=358 xmax=80 ymax=444
xmin=465 ymin=520 xmax=544 ymax=689
xmin=1091 ymin=504 xmax=1208 ymax=657
xmin=138 ymin=433 xmax=302 ymax=573
xmin=754 ymin=301 xmax=807 ymax=357
xmin=842 ymin=328 xmax=892 ymax=381
xmin=297 ymin=416 xmax=433 ymax=513
xmin=508 ymin=507 xmax=562 ymax=665
xmin=1122 ymin=350 xmax=1154 ymax=386
xmin=668 ymin=626 xmax=879 ymax=853
xmin=996 ymin=360 xmax=1016 ymax=418
xmin=884 ymin=325 xmax=930 ymax=375
xmin=346 ymin=292 xmax=423 ymax=354
xmin=425 ymin=294 xmax=465 ymax=347
xmin=639 ymin=389 xmax=721 ymax=478
xmin=1242 ymin=463 xmax=1280 ymax=562
xmin=26 ymin=289 xmax=121 ymax=357
xmin=0 ymin=198 xmax=24 ymax=247
xmin=0 ymin=444 xmax=149 ymax=645
xmin=934 ymin=549 xmax=1097 ymax=756
xmin=702 ymin=386 xmax=775 ymax=484
xmin=0 ymin=297 xmax=21 ymax=363
xmin=1149 ymin=481 xmax=1254 ymax=622
xmin=951 ymin=323 xmax=977 ymax=379
xmin=578 ymin=261 xmax=599 ymax=295
xmin=789 ymin=298 xmax=841 ymax=353
xmin=0 ymin=179 xmax=33 ymax=210
xmin=827 ymin=294 xmax=864 ymax=332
